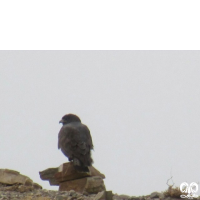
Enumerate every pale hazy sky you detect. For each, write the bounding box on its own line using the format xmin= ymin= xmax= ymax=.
xmin=0 ymin=51 xmax=200 ymax=196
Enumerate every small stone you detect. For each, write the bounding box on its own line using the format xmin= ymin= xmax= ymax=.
xmin=119 ymin=194 xmax=130 ymax=199
xmin=94 ymin=191 xmax=106 ymax=200
xmin=150 ymin=192 xmax=161 ymax=198
xmin=56 ymin=195 xmax=69 ymax=200
xmin=24 ymin=179 xmax=33 ymax=186
xmin=128 ymin=196 xmax=140 ymax=200
xmin=35 ymin=190 xmax=42 ymax=196
xmin=106 ymin=191 xmax=113 ymax=200
xmin=159 ymin=193 xmax=165 ymax=199
xmin=33 ymin=182 xmax=42 ymax=190
xmin=69 ymin=190 xmax=76 ymax=196
xmin=83 ymin=191 xmax=89 ymax=196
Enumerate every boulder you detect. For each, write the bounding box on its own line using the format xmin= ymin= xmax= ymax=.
xmin=0 ymin=169 xmax=33 ymax=186
xmin=39 ymin=167 xmax=59 ymax=186
xmin=40 ymin=162 xmax=106 ymax=194
xmin=39 ymin=162 xmax=105 ymax=187
xmin=59 ymin=176 xmax=106 ymax=194
xmin=95 ymin=191 xmax=113 ymax=200
xmin=55 ymin=162 xmax=105 ymax=182
xmin=150 ymin=192 xmax=161 ymax=198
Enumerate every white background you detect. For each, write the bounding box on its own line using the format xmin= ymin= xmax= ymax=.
xmin=1 ymin=51 xmax=200 ymax=196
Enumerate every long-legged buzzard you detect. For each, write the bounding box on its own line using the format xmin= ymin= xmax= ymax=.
xmin=58 ymin=114 xmax=94 ymax=172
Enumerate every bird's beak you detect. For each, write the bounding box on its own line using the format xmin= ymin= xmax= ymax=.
xmin=59 ymin=119 xmax=64 ymax=124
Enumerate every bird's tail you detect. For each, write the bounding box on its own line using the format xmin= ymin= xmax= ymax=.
xmin=73 ymin=158 xmax=90 ymax=173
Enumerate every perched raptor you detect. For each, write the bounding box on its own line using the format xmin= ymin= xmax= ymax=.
xmin=58 ymin=114 xmax=94 ymax=172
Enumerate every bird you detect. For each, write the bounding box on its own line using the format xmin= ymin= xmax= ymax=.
xmin=58 ymin=114 xmax=94 ymax=172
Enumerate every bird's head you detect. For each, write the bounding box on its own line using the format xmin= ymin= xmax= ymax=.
xmin=59 ymin=114 xmax=81 ymax=125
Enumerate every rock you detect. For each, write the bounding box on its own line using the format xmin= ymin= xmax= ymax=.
xmin=0 ymin=169 xmax=33 ymax=186
xmin=128 ymin=196 xmax=140 ymax=200
xmin=172 ymin=198 xmax=183 ymax=200
xmin=3 ymin=185 xmax=18 ymax=191
xmin=159 ymin=193 xmax=165 ymax=199
xmin=55 ymin=162 xmax=105 ymax=183
xmin=94 ymin=191 xmax=106 ymax=200
xmin=68 ymin=190 xmax=76 ymax=196
xmin=83 ymin=191 xmax=89 ymax=196
xmin=40 ymin=162 xmax=106 ymax=194
xmin=85 ymin=176 xmax=106 ymax=194
xmin=35 ymin=190 xmax=42 ymax=196
xmin=39 ymin=167 xmax=59 ymax=186
xmin=23 ymin=198 xmax=52 ymax=200
xmin=119 ymin=194 xmax=130 ymax=199
xmin=94 ymin=191 xmax=113 ymax=200
xmin=18 ymin=185 xmax=33 ymax=193
xmin=106 ymin=191 xmax=113 ymax=200
xmin=0 ymin=187 xmax=115 ymax=200
xmin=2 ymin=184 xmax=34 ymax=193
xmin=150 ymin=192 xmax=161 ymax=198
xmin=56 ymin=195 xmax=69 ymax=200
xmin=59 ymin=176 xmax=106 ymax=194
xmin=33 ymin=182 xmax=42 ymax=190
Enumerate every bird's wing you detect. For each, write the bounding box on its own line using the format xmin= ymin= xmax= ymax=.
xmin=83 ymin=125 xmax=94 ymax=150
xmin=58 ymin=126 xmax=71 ymax=149
xmin=58 ymin=124 xmax=93 ymax=158
xmin=58 ymin=125 xmax=78 ymax=159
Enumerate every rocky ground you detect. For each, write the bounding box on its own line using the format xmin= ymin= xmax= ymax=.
xmin=0 ymin=183 xmax=107 ymax=200
xmin=1 ymin=168 xmax=200 ymax=200
xmin=1 ymin=184 xmax=200 ymax=200
xmin=0 ymin=184 xmax=96 ymax=200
